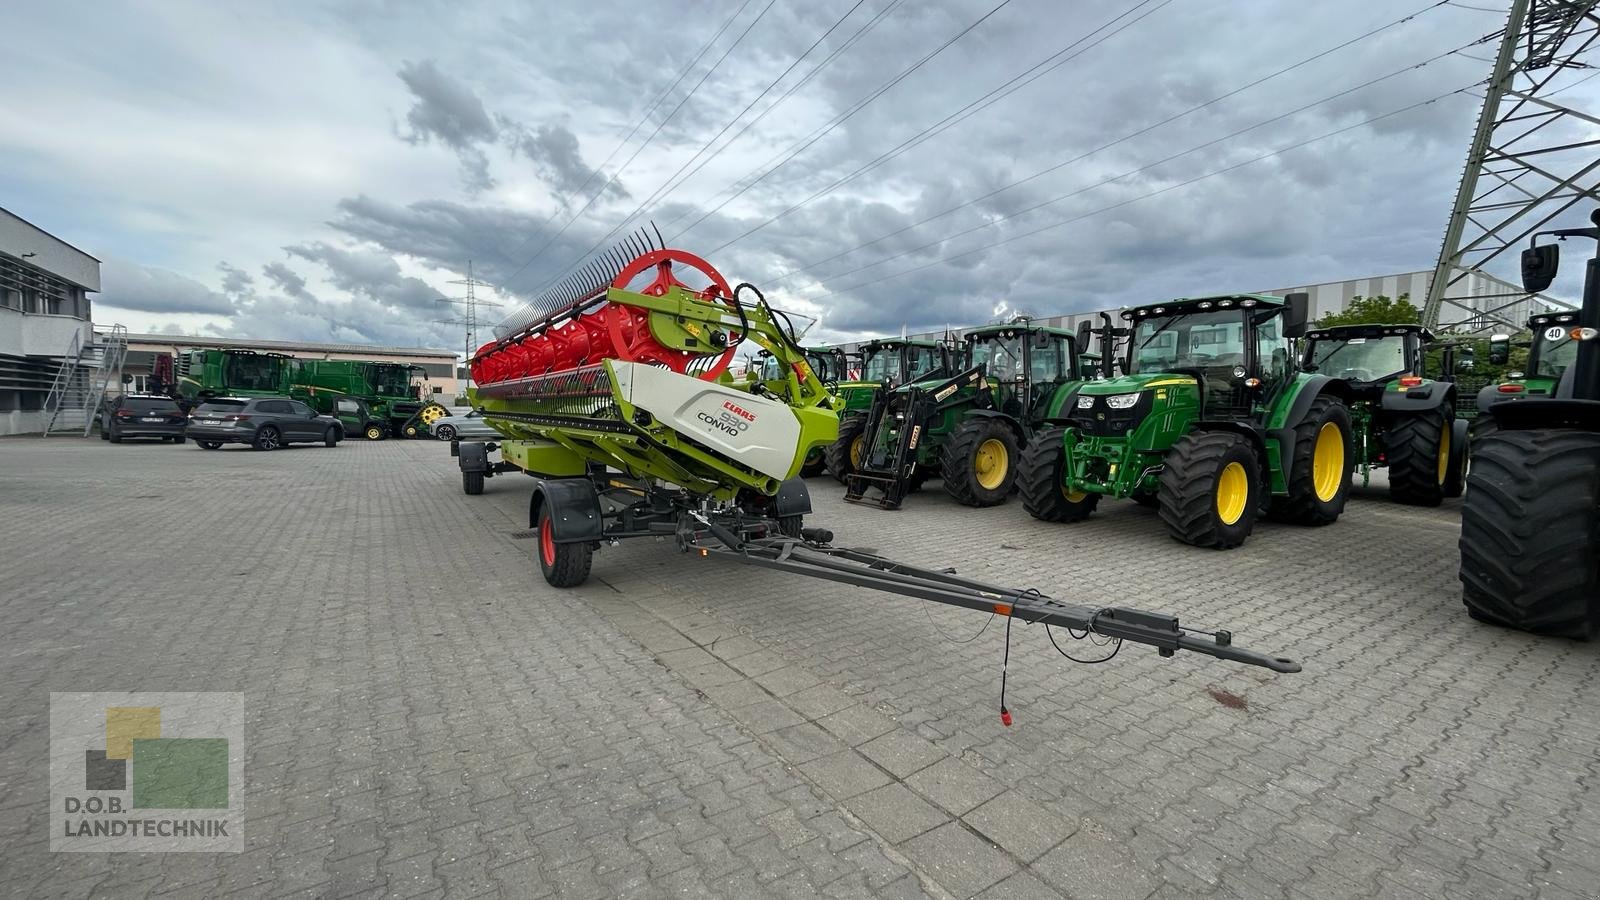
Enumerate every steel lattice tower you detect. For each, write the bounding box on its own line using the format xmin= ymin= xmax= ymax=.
xmin=435 ymin=261 xmax=502 ymax=373
xmin=1424 ymin=0 xmax=1600 ymax=332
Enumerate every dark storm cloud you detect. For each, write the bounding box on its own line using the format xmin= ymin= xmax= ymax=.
xmin=398 ymin=59 xmax=498 ymax=191
xmin=504 ymin=120 xmax=629 ymax=201
xmin=97 ymin=259 xmax=235 ymax=315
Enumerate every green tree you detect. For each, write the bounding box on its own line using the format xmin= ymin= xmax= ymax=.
xmin=1316 ymin=293 xmax=1422 ymax=328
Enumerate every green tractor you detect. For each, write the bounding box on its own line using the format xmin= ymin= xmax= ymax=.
xmin=843 ymin=321 xmax=1085 ymax=509
xmin=1017 ymin=292 xmax=1358 ymax=549
xmin=747 ymin=346 xmax=852 ymax=476
xmin=1459 ymin=210 xmax=1600 ymax=638
xmin=1472 ymin=309 xmax=1584 ymax=429
xmin=825 ymin=338 xmax=951 ymax=483
xmin=1300 ymin=323 xmax=1469 ymax=505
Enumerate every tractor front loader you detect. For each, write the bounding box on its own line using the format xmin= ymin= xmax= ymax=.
xmin=1301 ymin=324 xmax=1469 ymax=505
xmin=825 ymin=338 xmax=951 ymax=484
xmin=452 ymin=234 xmax=1301 ymax=707
xmin=1459 ymin=208 xmax=1600 ymax=639
xmin=844 ymin=322 xmax=1084 ymax=509
xmin=1019 ymin=293 xmax=1357 ymax=550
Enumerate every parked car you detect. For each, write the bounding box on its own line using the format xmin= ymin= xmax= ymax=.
xmin=430 ymin=409 xmax=498 ymax=441
xmin=100 ymin=395 xmax=188 ymax=443
xmin=186 ymin=397 xmax=343 ymax=451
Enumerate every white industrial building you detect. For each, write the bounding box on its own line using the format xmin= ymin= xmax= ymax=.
xmin=0 ymin=207 xmax=100 ymax=435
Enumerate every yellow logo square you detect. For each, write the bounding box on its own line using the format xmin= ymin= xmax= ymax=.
xmin=105 ymin=707 xmax=160 ymax=760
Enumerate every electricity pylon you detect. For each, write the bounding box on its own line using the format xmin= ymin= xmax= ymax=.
xmin=434 ymin=261 xmax=502 ymax=379
xmin=1425 ymin=0 xmax=1600 ymax=333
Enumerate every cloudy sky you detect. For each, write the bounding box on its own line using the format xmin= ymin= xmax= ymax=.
xmin=3 ymin=0 xmax=1592 ymax=351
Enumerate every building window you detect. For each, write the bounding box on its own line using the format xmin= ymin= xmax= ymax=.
xmin=432 ymin=385 xmax=442 ymax=394
xmin=0 ymin=288 xmax=16 ymax=310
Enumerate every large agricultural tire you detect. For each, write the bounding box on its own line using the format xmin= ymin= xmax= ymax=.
xmin=799 ymin=447 xmax=827 ymax=478
xmin=1158 ymin=431 xmax=1260 ymax=550
xmin=1459 ymin=428 xmax=1600 ymax=640
xmin=463 ymin=470 xmax=485 ymax=495
xmin=1268 ymin=395 xmax=1352 ymax=526
xmin=1441 ymin=419 xmax=1469 ymax=499
xmin=1385 ymin=408 xmax=1449 ymax=507
xmin=941 ymin=418 xmax=1019 ymax=507
xmin=826 ymin=414 xmax=868 ymax=484
xmin=1018 ymin=426 xmax=1099 ymax=522
xmin=537 ymin=508 xmax=593 ymax=588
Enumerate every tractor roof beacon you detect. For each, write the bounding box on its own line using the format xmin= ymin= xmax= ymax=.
xmin=454 ymin=238 xmax=1301 ymax=701
xmin=1459 ymin=207 xmax=1600 ymax=639
xmin=1017 ymin=292 xmax=1357 ymax=550
xmin=843 ymin=319 xmax=1089 ymax=510
xmin=1301 ymin=324 xmax=1470 ymax=506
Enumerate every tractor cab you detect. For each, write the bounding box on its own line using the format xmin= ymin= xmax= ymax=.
xmin=823 ymin=338 xmax=951 ymax=484
xmin=1484 ymin=311 xmax=1583 ymax=404
xmin=856 ymin=339 xmax=947 ymax=388
xmin=803 ymin=347 xmax=849 ymax=386
xmin=960 ymin=323 xmax=1078 ymax=425
xmin=1303 ymin=324 xmax=1436 ymax=397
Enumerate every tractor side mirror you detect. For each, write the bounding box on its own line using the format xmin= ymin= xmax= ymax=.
xmin=1456 ymin=347 xmax=1475 ymax=371
xmin=1520 ymin=244 xmax=1559 ymax=293
xmin=1282 ymin=292 xmax=1310 ymax=339
xmin=1488 ymin=335 xmax=1511 ymax=365
xmin=1075 ymin=321 xmax=1092 ymax=350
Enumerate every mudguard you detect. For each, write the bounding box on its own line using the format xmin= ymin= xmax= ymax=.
xmin=530 ymin=478 xmax=604 ymax=543
xmin=1269 ymin=375 xmax=1336 ymax=479
xmin=961 ymin=408 xmax=1025 ymax=439
xmin=458 ymin=441 xmax=488 ymax=473
xmin=773 ymin=477 xmax=813 ymax=518
xmin=1380 ymin=380 xmax=1454 ymax=414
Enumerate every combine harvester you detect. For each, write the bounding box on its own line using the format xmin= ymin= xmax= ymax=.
xmin=455 ymin=232 xmax=1300 ymax=699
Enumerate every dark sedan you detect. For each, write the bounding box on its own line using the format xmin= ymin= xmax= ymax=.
xmin=101 ymin=395 xmax=188 ymax=443
xmin=186 ymin=397 xmax=343 ymax=451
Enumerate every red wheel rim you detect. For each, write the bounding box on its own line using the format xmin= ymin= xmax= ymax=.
xmin=605 ymin=248 xmax=737 ymax=381
xmin=539 ymin=516 xmax=556 ymax=567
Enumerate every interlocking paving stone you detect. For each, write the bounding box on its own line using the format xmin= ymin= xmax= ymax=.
xmin=899 ymin=822 xmax=1018 ymax=898
xmin=842 ymin=783 xmax=949 ymax=845
xmin=858 ymin=731 xmax=947 ymax=779
xmin=903 ymin=757 xmax=1007 ymax=816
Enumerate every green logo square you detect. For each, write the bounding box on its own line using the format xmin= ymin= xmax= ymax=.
xmin=131 ymin=738 xmax=229 ymax=809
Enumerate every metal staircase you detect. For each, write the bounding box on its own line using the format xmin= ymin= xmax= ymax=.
xmin=42 ymin=325 xmax=128 ymax=437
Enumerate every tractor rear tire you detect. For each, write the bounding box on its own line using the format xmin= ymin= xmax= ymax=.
xmin=941 ymin=418 xmax=1019 ymax=507
xmin=1158 ymin=431 xmax=1260 ymax=549
xmin=800 ymin=447 xmax=827 ymax=478
xmin=463 ymin=470 xmax=485 ymax=495
xmin=1442 ymin=419 xmax=1468 ymax=499
xmin=826 ymin=414 xmax=868 ymax=484
xmin=537 ymin=508 xmax=593 ymax=588
xmin=1386 ymin=408 xmax=1449 ymax=507
xmin=1268 ymin=395 xmax=1351 ymax=526
xmin=1019 ymin=426 xmax=1099 ymax=522
xmin=1459 ymin=428 xmax=1599 ymax=640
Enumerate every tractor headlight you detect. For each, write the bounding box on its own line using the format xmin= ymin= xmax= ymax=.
xmin=1076 ymin=395 xmax=1095 ymax=410
xmin=1105 ymin=393 xmax=1141 ymax=410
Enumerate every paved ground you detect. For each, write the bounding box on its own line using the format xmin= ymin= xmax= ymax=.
xmin=1 ymin=436 xmax=1596 ymax=899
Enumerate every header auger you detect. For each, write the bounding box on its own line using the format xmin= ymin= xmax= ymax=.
xmin=451 ymin=238 xmax=1301 ymax=716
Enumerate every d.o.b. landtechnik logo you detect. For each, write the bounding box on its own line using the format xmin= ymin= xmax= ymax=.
xmin=50 ymin=692 xmax=243 ymax=852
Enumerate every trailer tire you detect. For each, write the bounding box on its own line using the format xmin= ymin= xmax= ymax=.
xmin=463 ymin=470 xmax=485 ymax=495
xmin=1019 ymin=426 xmax=1098 ymax=522
xmin=1268 ymin=395 xmax=1351 ymax=526
xmin=826 ymin=414 xmax=868 ymax=483
xmin=778 ymin=515 xmax=804 ymax=538
xmin=1385 ymin=407 xmax=1448 ymax=507
xmin=1459 ymin=428 xmax=1599 ymax=640
xmin=1159 ymin=431 xmax=1259 ymax=549
xmin=537 ymin=508 xmax=593 ymax=588
xmin=942 ymin=418 xmax=1018 ymax=507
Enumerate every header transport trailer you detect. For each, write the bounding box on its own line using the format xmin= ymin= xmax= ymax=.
xmin=292 ymin=360 xmax=430 ymax=438
xmin=451 ymin=232 xmax=1299 ymax=719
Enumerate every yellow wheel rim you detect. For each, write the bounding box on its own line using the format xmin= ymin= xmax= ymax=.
xmin=849 ymin=435 xmax=864 ymax=469
xmin=366 ymin=426 xmax=382 ymax=440
xmin=1216 ymin=461 xmax=1248 ymax=525
xmin=1063 ymin=486 xmax=1087 ymax=503
xmin=1312 ymin=421 xmax=1344 ymax=502
xmin=975 ymin=438 xmax=1009 ymax=490
xmin=1437 ymin=426 xmax=1450 ymax=485
xmin=419 ymin=403 xmax=448 ymax=426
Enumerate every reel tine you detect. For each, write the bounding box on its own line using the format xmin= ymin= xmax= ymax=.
xmin=651 ymin=221 xmax=665 ymax=252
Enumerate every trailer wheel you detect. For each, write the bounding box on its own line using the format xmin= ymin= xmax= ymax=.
xmin=1268 ymin=395 xmax=1351 ymax=526
xmin=942 ymin=418 xmax=1019 ymax=507
xmin=778 ymin=515 xmax=804 ymax=538
xmin=538 ymin=509 xmax=593 ymax=588
xmin=463 ymin=470 xmax=484 ymax=495
xmin=1158 ymin=431 xmax=1259 ymax=549
xmin=1019 ymin=426 xmax=1098 ymax=522
xmin=1385 ymin=407 xmax=1448 ymax=507
xmin=1459 ymin=428 xmax=1599 ymax=639
xmin=826 ymin=414 xmax=868 ymax=483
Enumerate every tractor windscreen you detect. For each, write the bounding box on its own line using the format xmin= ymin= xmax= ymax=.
xmin=372 ymin=365 xmax=418 ymax=398
xmin=805 ymin=351 xmax=839 ymax=383
xmin=1530 ymin=328 xmax=1579 ymax=378
xmin=222 ymin=354 xmax=282 ymax=392
xmin=1127 ymin=309 xmax=1246 ymax=375
xmin=969 ymin=334 xmax=1024 ymax=381
xmin=905 ymin=345 xmax=941 ymax=380
xmin=861 ymin=349 xmax=901 ymax=383
xmin=1307 ymin=336 xmax=1408 ymax=382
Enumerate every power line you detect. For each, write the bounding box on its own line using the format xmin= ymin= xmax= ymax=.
xmin=798 ymin=35 xmax=1489 ymax=292
xmin=764 ymin=0 xmax=1460 ymax=283
xmin=705 ymin=0 xmax=1175 ymax=254
xmin=500 ymin=0 xmax=766 ymax=294
xmin=669 ymin=0 xmax=1022 ymax=242
xmin=434 ymin=261 xmax=503 ymax=363
xmin=806 ymin=83 xmax=1480 ymax=305
xmin=540 ymin=0 xmax=875 ymax=292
